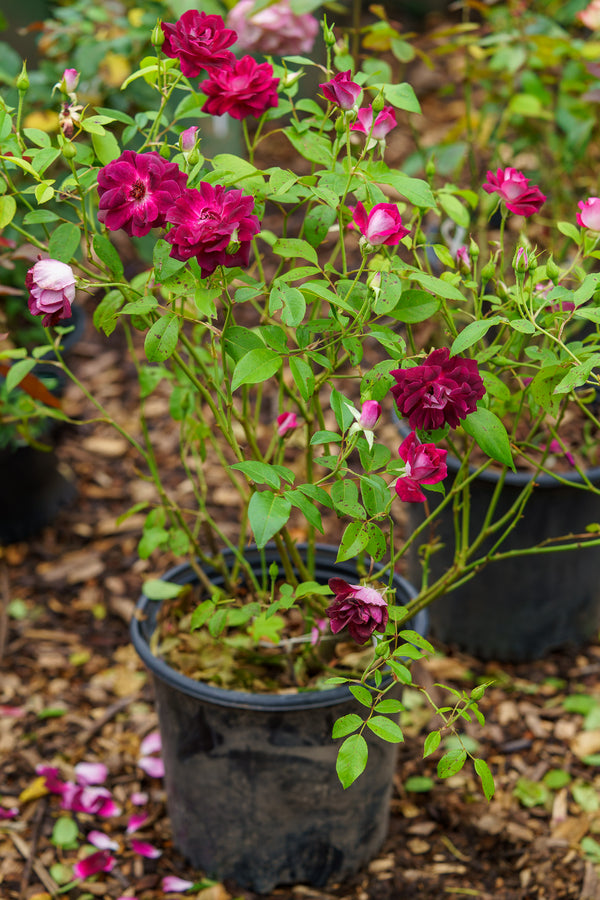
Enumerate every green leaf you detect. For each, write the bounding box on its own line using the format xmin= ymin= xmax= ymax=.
xmin=231 ymin=460 xmax=282 ymax=488
xmin=190 ymin=599 xmax=216 ymax=631
xmin=144 ymin=314 xmax=180 ymax=362
xmin=375 ymin=699 xmax=405 ymax=714
xmin=289 ymin=356 xmax=314 ymax=402
xmin=270 ymin=283 xmax=306 ymax=326
xmin=142 ymin=579 xmax=185 ymax=600
xmin=332 ymin=713 xmax=363 ymax=738
xmin=336 ymin=733 xmax=368 ymax=789
xmin=0 ymin=194 xmax=16 ymax=228
xmin=273 ymin=237 xmax=318 ymax=265
xmin=93 ymin=233 xmax=124 ymax=278
xmin=5 ymin=358 xmax=36 ymax=393
xmin=450 ymin=317 xmax=502 ymax=355
xmin=437 ymin=748 xmax=467 ymax=779
xmin=366 ymin=715 xmax=404 ymax=743
xmin=378 ymin=82 xmax=421 ymax=113
xmin=48 ymin=222 xmax=80 ymax=263
xmin=423 ymin=730 xmax=441 ymax=758
xmin=92 ymin=128 xmax=122 ymax=166
xmin=350 ymin=684 xmax=374 ymax=707
xmin=404 ymin=776 xmax=434 ymax=792
xmin=304 ymin=204 xmax=337 ymax=247
xmin=34 ymin=181 xmax=55 ymax=204
xmin=248 ymin=491 xmax=291 ymax=548
xmin=438 ymin=192 xmax=470 ymax=228
xmin=461 ymin=407 xmax=514 ymax=469
xmin=337 ymin=521 xmax=371 ymax=561
xmin=231 ymin=347 xmax=282 ymax=390
xmin=51 ymin=816 xmax=79 ymax=849
xmin=474 ymin=758 xmax=495 ymax=800
xmin=557 ymin=220 xmax=581 ymax=244
xmin=389 ymin=290 xmax=440 ymax=324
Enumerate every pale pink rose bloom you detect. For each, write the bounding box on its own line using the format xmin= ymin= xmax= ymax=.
xmin=180 ymin=125 xmax=198 ymax=153
xmin=227 ymin=0 xmax=318 ymax=56
xmin=26 ymin=259 xmax=76 ymax=326
xmin=351 ymin=105 xmax=396 ymax=139
xmin=577 ymin=197 xmax=600 ymax=231
xmin=62 ymin=68 xmax=80 ymax=93
xmin=579 ymin=0 xmax=600 ymax=29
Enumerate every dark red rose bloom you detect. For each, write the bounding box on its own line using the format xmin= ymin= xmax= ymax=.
xmin=161 ymin=11 xmax=236 ymax=77
xmin=319 ymin=71 xmax=362 ymax=111
xmin=97 ymin=151 xmax=188 ymax=237
xmin=326 ymin=578 xmax=388 ymax=645
xmin=201 ymin=56 xmax=279 ymax=120
xmin=165 ymin=182 xmax=261 ymax=277
xmin=390 ymin=348 xmax=486 ymax=431
xmin=395 ymin=431 xmax=447 ymax=503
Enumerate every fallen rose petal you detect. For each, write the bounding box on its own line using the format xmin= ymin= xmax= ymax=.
xmin=88 ymin=830 xmax=120 ymax=851
xmin=131 ymin=839 xmax=162 ymax=858
xmin=0 ymin=705 xmax=26 ymax=717
xmin=75 ymin=762 xmax=108 ymax=786
xmin=138 ymin=756 xmax=165 ymax=779
xmin=35 ymin=765 xmax=65 ymax=794
xmin=130 ymin=791 xmax=148 ymax=806
xmin=0 ymin=806 xmax=18 ymax=819
xmin=73 ymin=849 xmax=116 ymax=879
xmin=139 ymin=731 xmax=162 ymax=756
xmin=162 ymin=876 xmax=196 ymax=892
xmin=126 ymin=812 xmax=148 ymax=834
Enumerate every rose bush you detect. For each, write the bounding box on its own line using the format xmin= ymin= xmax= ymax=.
xmin=5 ymin=2 xmax=600 ymax=799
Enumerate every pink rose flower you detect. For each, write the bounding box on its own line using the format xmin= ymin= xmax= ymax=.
xmin=277 ymin=411 xmax=298 ymax=436
xmin=577 ymin=197 xmax=600 ymax=231
xmin=180 ymin=125 xmax=198 ymax=153
xmin=358 ymin=400 xmax=381 ymax=430
xmin=319 ymin=71 xmax=362 ymax=111
xmin=578 ymin=0 xmax=600 ymax=29
xmin=165 ymin=183 xmax=261 ymax=277
xmin=227 ymin=0 xmax=318 ymax=56
xmin=455 ymin=245 xmax=471 ymax=272
xmin=97 ymin=151 xmax=188 ymax=237
xmin=350 ymin=105 xmax=396 ymax=139
xmin=326 ymin=578 xmax=388 ymax=644
xmin=482 ymin=167 xmax=546 ymax=217
xmin=161 ymin=11 xmax=236 ymax=77
xmin=395 ymin=432 xmax=448 ymax=503
xmin=350 ymin=202 xmax=410 ymax=247
xmin=390 ymin=347 xmax=486 ymax=432
xmin=26 ymin=259 xmax=76 ymax=326
xmin=201 ymin=56 xmax=279 ymax=120
xmin=61 ymin=67 xmax=79 ymax=94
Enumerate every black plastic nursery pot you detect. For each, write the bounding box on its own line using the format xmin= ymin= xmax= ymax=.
xmin=131 ymin=544 xmax=427 ymax=893
xmin=406 ymin=460 xmax=600 ymax=662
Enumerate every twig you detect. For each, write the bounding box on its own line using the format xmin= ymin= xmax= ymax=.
xmin=10 ymin=829 xmax=59 ymax=897
xmin=78 ymin=695 xmax=136 ymax=744
xmin=19 ymin=797 xmax=48 ymax=899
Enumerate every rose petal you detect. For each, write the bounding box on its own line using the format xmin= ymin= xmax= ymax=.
xmin=130 ymin=791 xmax=148 ymax=806
xmin=138 ymin=756 xmax=165 ymax=779
xmin=126 ymin=812 xmax=148 ymax=834
xmin=74 ymin=762 xmax=108 ymax=786
xmin=161 ymin=876 xmax=196 ymax=893
xmin=0 ymin=806 xmax=18 ymax=819
xmin=88 ymin=830 xmax=120 ymax=851
xmin=139 ymin=731 xmax=162 ymax=757
xmin=73 ymin=850 xmax=115 ymax=879
xmin=131 ymin=839 xmax=162 ymax=859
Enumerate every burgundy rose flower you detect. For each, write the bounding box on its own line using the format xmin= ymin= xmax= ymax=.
xmin=390 ymin=347 xmax=486 ymax=431
xmin=201 ymin=56 xmax=279 ymax=120
xmin=482 ymin=167 xmax=546 ymax=217
xmin=326 ymin=578 xmax=388 ymax=644
xmin=350 ymin=105 xmax=397 ymax=140
xmin=165 ymin=183 xmax=261 ymax=277
xmin=319 ymin=71 xmax=362 ymax=111
xmin=26 ymin=259 xmax=76 ymax=326
xmin=161 ymin=11 xmax=236 ymax=77
xmin=395 ymin=432 xmax=447 ymax=503
xmin=350 ymin=202 xmax=410 ymax=248
xmin=577 ymin=197 xmax=600 ymax=231
xmin=97 ymin=151 xmax=188 ymax=237
xmin=226 ymin=0 xmax=319 ymax=56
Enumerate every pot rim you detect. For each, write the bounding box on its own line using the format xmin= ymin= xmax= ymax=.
xmin=130 ymin=543 xmax=426 ymax=712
